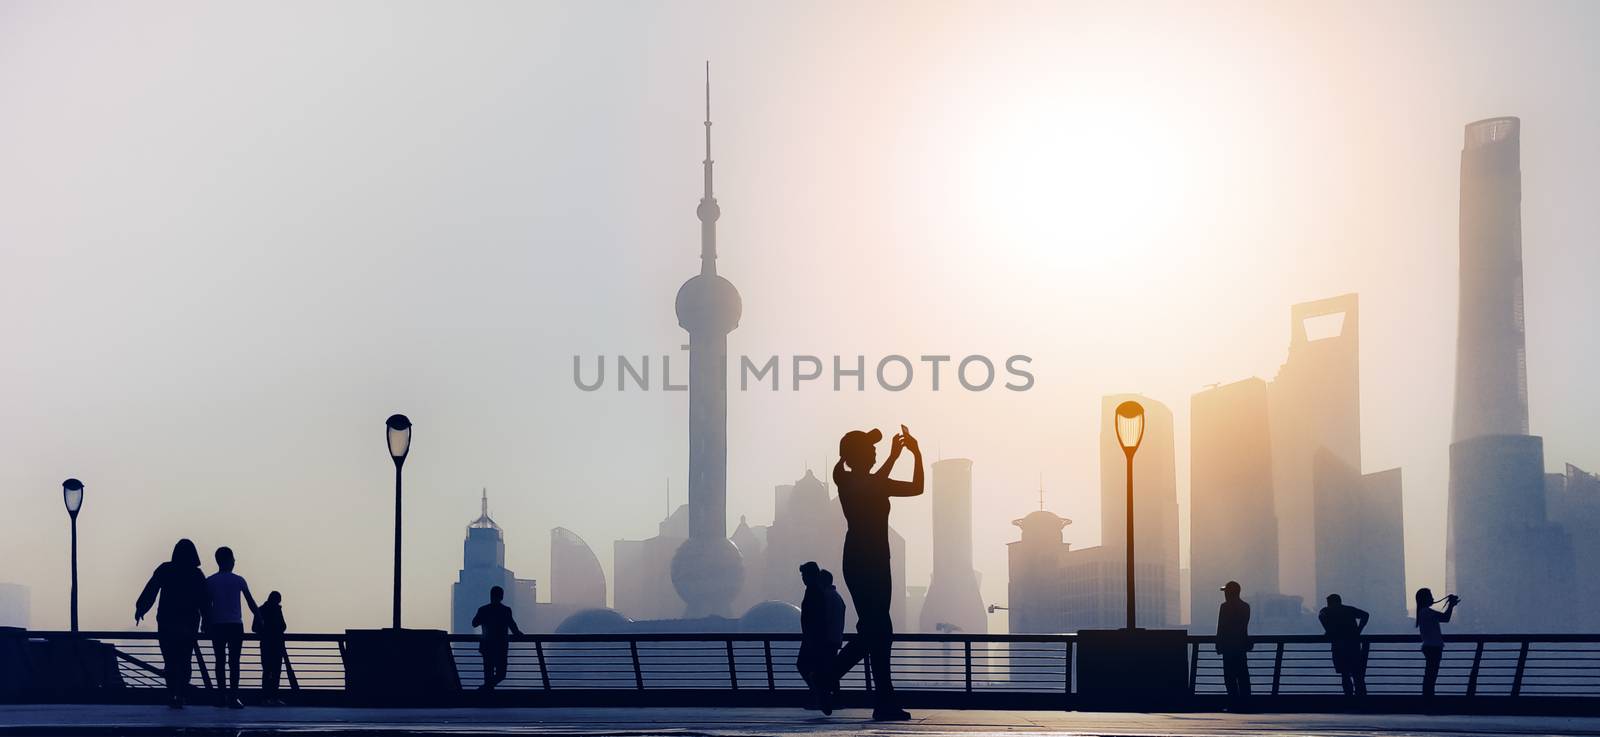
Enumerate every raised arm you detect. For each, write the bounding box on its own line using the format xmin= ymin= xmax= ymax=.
xmin=243 ymin=584 xmax=260 ymax=617
xmin=872 ymin=439 xmax=905 ymax=481
xmin=884 ymin=433 xmax=924 ymax=497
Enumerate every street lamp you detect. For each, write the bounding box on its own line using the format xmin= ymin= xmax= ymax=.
xmin=62 ymin=478 xmax=84 ymax=633
xmin=386 ymin=414 xmax=412 ymax=630
xmin=1114 ymin=400 xmax=1145 ymax=630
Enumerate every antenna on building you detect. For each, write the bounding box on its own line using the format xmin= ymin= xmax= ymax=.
xmin=1038 ymin=474 xmax=1045 ymax=511
xmin=665 ymin=475 xmax=671 ymax=520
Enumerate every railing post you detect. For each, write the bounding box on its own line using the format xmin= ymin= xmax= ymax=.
xmin=1511 ymin=640 xmax=1530 ymax=697
xmin=863 ymin=650 xmax=874 ymax=693
xmin=764 ymin=639 xmax=776 ymax=691
xmin=726 ymin=639 xmax=739 ymax=690
xmin=964 ymin=640 xmax=974 ymax=693
xmin=630 ymin=639 xmax=644 ymax=691
xmin=1270 ymin=641 xmax=1284 ymax=696
xmin=534 ymin=639 xmax=551 ymax=691
xmin=1188 ymin=640 xmax=1199 ymax=694
xmin=1466 ymin=640 xmax=1485 ymax=697
xmin=1065 ymin=639 xmax=1074 ymax=696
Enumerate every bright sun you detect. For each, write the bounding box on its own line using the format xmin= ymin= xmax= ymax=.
xmin=965 ymin=93 xmax=1199 ymax=280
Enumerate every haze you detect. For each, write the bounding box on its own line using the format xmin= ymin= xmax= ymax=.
xmin=2 ymin=0 xmax=1597 ymax=632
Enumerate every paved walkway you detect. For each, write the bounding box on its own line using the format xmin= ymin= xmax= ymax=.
xmin=2 ymin=706 xmax=1600 ymax=736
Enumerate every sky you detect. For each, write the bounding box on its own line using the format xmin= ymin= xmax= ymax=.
xmin=1 ymin=0 xmax=1597 ymax=633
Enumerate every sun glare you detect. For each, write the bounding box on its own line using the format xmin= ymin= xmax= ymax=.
xmin=966 ymin=94 xmax=1198 ymax=281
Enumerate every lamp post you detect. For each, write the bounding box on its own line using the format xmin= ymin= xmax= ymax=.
xmin=62 ymin=478 xmax=84 ymax=634
xmin=1113 ymin=401 xmax=1145 ymax=630
xmin=386 ymin=414 xmax=412 ymax=630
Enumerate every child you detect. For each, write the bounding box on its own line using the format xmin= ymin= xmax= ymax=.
xmin=253 ymin=591 xmax=287 ymax=705
xmin=798 ymin=561 xmax=846 ymax=715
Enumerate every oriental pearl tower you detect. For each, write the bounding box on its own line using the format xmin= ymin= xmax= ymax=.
xmin=670 ymin=64 xmax=744 ymax=618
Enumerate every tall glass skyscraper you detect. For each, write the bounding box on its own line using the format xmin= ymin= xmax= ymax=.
xmin=1452 ymin=116 xmax=1529 ymax=443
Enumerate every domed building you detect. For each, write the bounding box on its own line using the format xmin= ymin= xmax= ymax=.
xmin=555 ymin=607 xmax=633 ymax=635
xmin=739 ymin=601 xmax=801 ymax=633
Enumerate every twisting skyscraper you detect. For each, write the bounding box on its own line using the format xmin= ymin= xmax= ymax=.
xmin=1446 ymin=117 xmax=1574 ymax=631
xmin=670 ymin=65 xmax=744 ymax=617
xmin=1452 ymin=117 xmax=1529 ymax=443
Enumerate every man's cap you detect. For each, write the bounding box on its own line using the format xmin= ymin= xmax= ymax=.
xmin=798 ymin=561 xmax=820 ymax=575
xmin=839 ymin=428 xmax=883 ymax=456
xmin=1220 ymin=580 xmax=1241 ymax=592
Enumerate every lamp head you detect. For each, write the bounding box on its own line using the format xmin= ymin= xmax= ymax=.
xmin=62 ymin=478 xmax=84 ymax=517
xmin=1114 ymin=400 xmax=1145 ymax=455
xmin=386 ymin=414 xmax=412 ymax=464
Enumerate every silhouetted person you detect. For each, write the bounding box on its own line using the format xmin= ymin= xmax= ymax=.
xmin=1319 ymin=593 xmax=1370 ymax=696
xmin=798 ymin=561 xmax=846 ymax=715
xmin=205 ymin=546 xmax=258 ymax=709
xmin=135 ymin=539 xmax=210 ymax=709
xmin=1216 ymin=580 xmax=1252 ymax=704
xmin=1416 ymin=587 xmax=1459 ymax=698
xmin=828 ymin=424 xmax=923 ymax=722
xmin=254 ymin=591 xmax=287 ymax=706
xmin=472 ymin=585 xmax=523 ymax=690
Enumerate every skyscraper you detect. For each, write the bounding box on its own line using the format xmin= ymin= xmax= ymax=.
xmin=1190 ymin=379 xmax=1281 ymax=632
xmin=450 ymin=491 xmax=536 ymax=634
xmin=614 ymin=505 xmax=688 ymax=621
xmin=1448 ymin=435 xmax=1572 ymax=631
xmin=1445 ymin=117 xmax=1575 ymax=631
xmin=1546 ymin=465 xmax=1600 ymax=630
xmin=1268 ymin=294 xmax=1361 ymax=606
xmin=671 ymin=67 xmax=744 ymax=618
xmin=1266 ymin=294 xmax=1408 ymax=623
xmin=550 ymin=527 xmax=607 ymax=609
xmin=920 ymin=459 xmax=987 ymax=635
xmin=1099 ymin=394 xmax=1179 ymax=627
xmin=1452 ymin=117 xmax=1529 ymax=443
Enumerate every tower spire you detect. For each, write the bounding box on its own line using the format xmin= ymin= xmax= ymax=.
xmin=482 ymin=487 xmax=488 ymax=518
xmin=696 ymin=61 xmax=720 ymax=275
xmin=1038 ymin=474 xmax=1044 ymax=511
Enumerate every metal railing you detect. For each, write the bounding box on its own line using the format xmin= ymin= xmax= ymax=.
xmin=1189 ymin=634 xmax=1600 ymax=698
xmin=8 ymin=630 xmax=1600 ymax=707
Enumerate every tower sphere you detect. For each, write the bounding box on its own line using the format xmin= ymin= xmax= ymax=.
xmin=675 ymin=273 xmax=742 ymax=334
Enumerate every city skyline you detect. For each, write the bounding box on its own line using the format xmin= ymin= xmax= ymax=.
xmin=3 ymin=1 xmax=1600 ymax=635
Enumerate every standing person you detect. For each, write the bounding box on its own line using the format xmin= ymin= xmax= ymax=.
xmin=1416 ymin=587 xmax=1459 ymax=698
xmin=135 ymin=539 xmax=210 ymax=709
xmin=206 ymin=546 xmax=259 ymax=709
xmin=1318 ymin=594 xmax=1371 ymax=696
xmin=253 ymin=591 xmax=287 ymax=706
xmin=797 ymin=562 xmax=846 ymax=715
xmin=828 ymin=425 xmax=924 ymax=722
xmin=1216 ymin=581 xmax=1253 ymax=705
xmin=471 ymin=586 xmax=523 ymax=690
